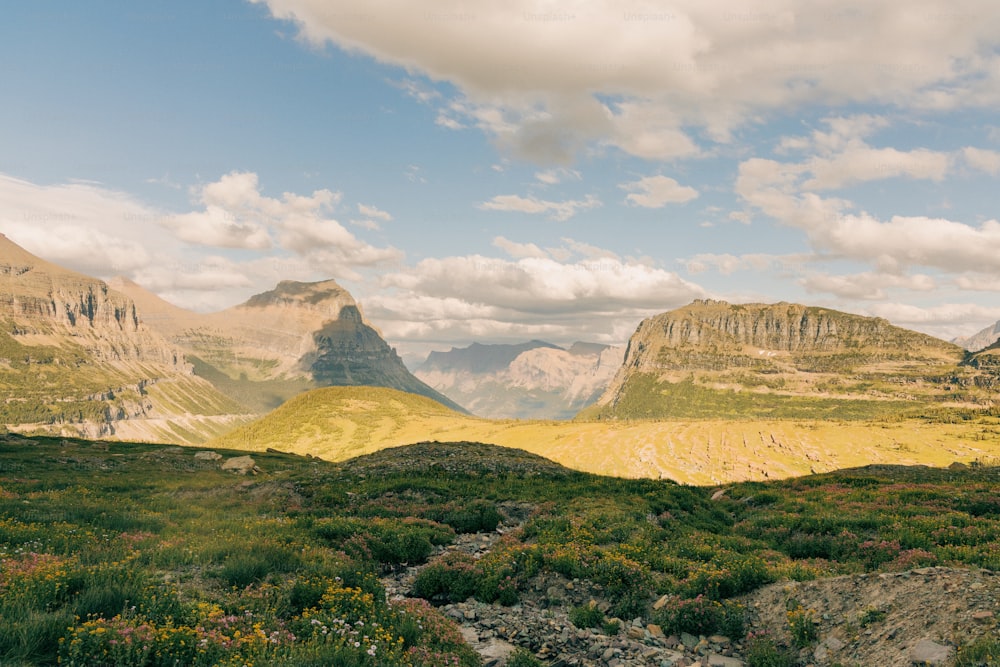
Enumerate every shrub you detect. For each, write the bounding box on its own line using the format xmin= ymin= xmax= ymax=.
xmin=744 ymin=631 xmax=796 ymax=667
xmin=568 ymin=603 xmax=605 ymax=629
xmin=681 ymin=553 xmax=773 ymax=599
xmin=411 ymin=552 xmax=479 ymax=603
xmin=430 ymin=500 xmax=503 ymax=533
xmin=507 ymin=647 xmax=544 ymax=667
xmin=786 ymin=605 xmax=818 ymax=647
xmin=653 ymin=595 xmax=745 ymax=638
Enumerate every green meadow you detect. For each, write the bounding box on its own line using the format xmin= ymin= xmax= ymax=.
xmin=1 ymin=435 xmax=999 ymax=665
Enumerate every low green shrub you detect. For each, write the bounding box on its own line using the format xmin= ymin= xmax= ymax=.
xmin=653 ymin=595 xmax=745 ymax=638
xmin=411 ymin=552 xmax=479 ymax=603
xmin=568 ymin=602 xmax=605 ymax=629
xmin=744 ymin=631 xmax=796 ymax=667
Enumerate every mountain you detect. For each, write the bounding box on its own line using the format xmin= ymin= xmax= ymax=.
xmin=415 ymin=340 xmax=624 ymax=419
xmin=582 ymin=299 xmax=1000 ymax=421
xmin=0 ymin=234 xmax=247 ymax=442
xmin=953 ymin=320 xmax=1000 ymax=352
xmin=111 ymin=277 xmax=465 ymax=414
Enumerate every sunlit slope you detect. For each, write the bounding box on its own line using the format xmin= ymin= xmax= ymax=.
xmin=208 ymin=386 xmax=1000 ymax=485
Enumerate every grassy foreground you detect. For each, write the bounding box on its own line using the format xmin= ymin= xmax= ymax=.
xmin=1 ymin=435 xmax=999 ymax=665
xmin=209 ymin=386 xmax=1000 ymax=484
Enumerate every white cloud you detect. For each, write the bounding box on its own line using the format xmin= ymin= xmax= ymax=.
xmin=0 ymin=173 xmax=168 ymax=277
xmin=864 ymin=302 xmax=1000 ymax=340
xmin=803 ymin=144 xmax=951 ymax=190
xmin=369 ymin=239 xmax=706 ymax=345
xmin=252 ymin=0 xmax=1000 ymax=162
xmin=493 ymin=236 xmax=549 ymax=259
xmin=963 ymin=146 xmax=1000 ymax=175
xmin=358 ymin=203 xmax=393 ymax=221
xmin=478 ymin=193 xmax=601 ymax=221
xmin=800 ymin=270 xmax=936 ymax=300
xmin=168 ymin=171 xmax=401 ymax=278
xmin=954 ymin=274 xmax=1000 ymax=291
xmin=620 ymin=175 xmax=699 ymax=207
xmin=684 ymin=253 xmax=793 ymax=275
xmin=535 ymin=168 xmax=581 ymax=185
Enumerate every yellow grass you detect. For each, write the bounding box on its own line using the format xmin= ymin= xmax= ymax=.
xmin=208 ymin=387 xmax=1000 ymax=485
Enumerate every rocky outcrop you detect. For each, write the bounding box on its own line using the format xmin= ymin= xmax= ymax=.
xmin=415 ymin=341 xmax=623 ymax=419
xmin=590 ymin=299 xmax=999 ymax=421
xmin=114 ymin=276 xmax=465 ymax=413
xmin=0 ymin=234 xmax=241 ymax=442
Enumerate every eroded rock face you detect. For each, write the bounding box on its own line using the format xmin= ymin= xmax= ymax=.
xmin=0 ymin=234 xmax=239 ymax=442
xmin=114 ymin=277 xmax=465 ymax=413
xmin=590 ymin=299 xmax=1000 ymax=420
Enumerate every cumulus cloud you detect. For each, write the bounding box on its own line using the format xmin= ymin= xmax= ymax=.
xmin=478 ymin=193 xmax=601 ymax=221
xmin=368 ymin=238 xmax=706 ymax=347
xmin=962 ymin=146 xmax=1000 ymax=175
xmin=167 ymin=171 xmax=401 ymax=277
xmin=800 ymin=270 xmax=936 ymax=300
xmin=864 ymin=302 xmax=1000 ymax=340
xmin=621 ymin=175 xmax=699 ymax=207
xmin=251 ymin=0 xmax=1000 ymax=162
xmin=0 ymin=173 xmax=169 ymax=277
xmin=493 ymin=236 xmax=549 ymax=259
xmin=684 ymin=253 xmax=795 ymax=275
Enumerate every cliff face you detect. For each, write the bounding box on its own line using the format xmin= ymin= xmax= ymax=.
xmin=415 ymin=341 xmax=623 ymax=419
xmin=0 ymin=234 xmax=242 ymax=441
xmin=587 ymin=300 xmax=998 ymax=421
xmin=115 ymin=277 xmax=465 ymax=413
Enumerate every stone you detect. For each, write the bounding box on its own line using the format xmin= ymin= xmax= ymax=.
xmin=221 ymin=455 xmax=257 ymax=474
xmin=680 ymin=632 xmax=699 ymax=649
xmin=194 ymin=451 xmax=222 ymax=460
xmin=707 ymin=655 xmax=744 ymax=667
xmin=972 ymin=610 xmax=995 ymax=623
xmin=910 ymin=639 xmax=953 ymax=665
xmin=711 ymin=488 xmax=728 ymax=501
xmin=659 ymin=649 xmax=686 ymax=666
xmin=653 ymin=594 xmax=671 ymax=610
xmin=627 ymin=626 xmax=645 ymax=640
xmin=647 ymin=624 xmax=665 ymax=638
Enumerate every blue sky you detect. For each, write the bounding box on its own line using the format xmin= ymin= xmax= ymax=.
xmin=3 ymin=1 xmax=1000 ymax=363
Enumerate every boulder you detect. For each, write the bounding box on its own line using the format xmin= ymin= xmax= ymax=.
xmin=221 ymin=455 xmax=258 ymax=475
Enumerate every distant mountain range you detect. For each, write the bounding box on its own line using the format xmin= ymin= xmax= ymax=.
xmin=414 ymin=340 xmax=623 ymax=419
xmin=0 ymin=234 xmax=460 ymax=442
xmin=582 ymin=299 xmax=1000 ymax=421
xmin=953 ymin=320 xmax=1000 ymax=352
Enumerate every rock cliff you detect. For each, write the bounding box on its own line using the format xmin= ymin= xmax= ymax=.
xmin=0 ymin=234 xmax=243 ymax=441
xmin=586 ymin=299 xmax=999 ymax=421
xmin=114 ymin=277 xmax=465 ymax=413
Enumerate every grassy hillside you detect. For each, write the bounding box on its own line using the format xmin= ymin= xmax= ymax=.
xmin=210 ymin=386 xmax=1000 ymax=485
xmin=592 ymin=301 xmax=1000 ymax=421
xmin=0 ymin=435 xmax=998 ymax=666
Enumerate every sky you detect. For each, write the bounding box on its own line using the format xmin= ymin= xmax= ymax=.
xmin=2 ymin=1 xmax=1000 ymax=365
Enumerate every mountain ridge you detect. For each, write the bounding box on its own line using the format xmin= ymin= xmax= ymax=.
xmin=0 ymin=234 xmax=248 ymax=442
xmin=111 ymin=274 xmax=465 ymax=414
xmin=585 ymin=299 xmax=999 ymax=421
xmin=415 ymin=339 xmax=622 ymax=419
